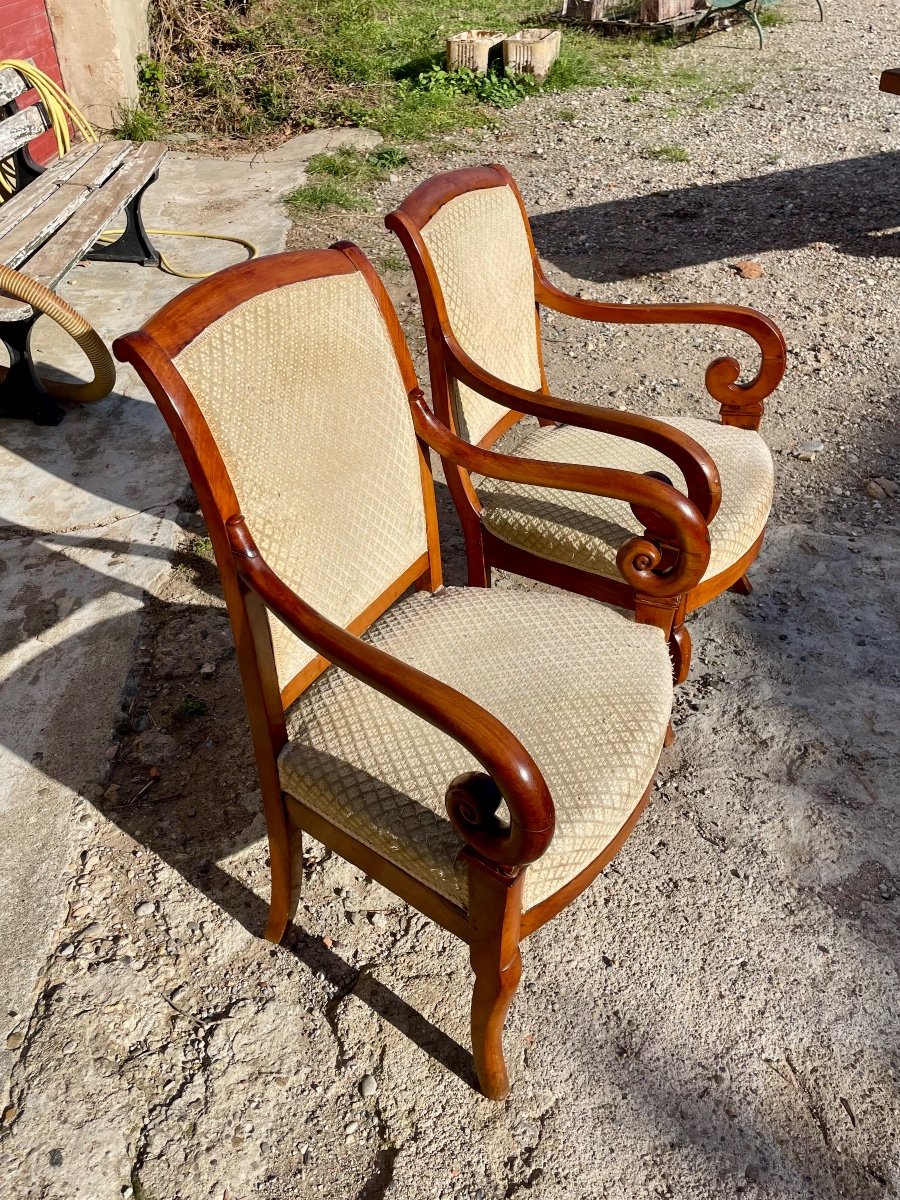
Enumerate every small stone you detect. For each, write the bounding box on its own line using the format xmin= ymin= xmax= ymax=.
xmin=149 ymin=767 xmax=162 ymax=779
xmin=49 ymin=1149 xmax=63 ymax=1167
xmin=370 ymin=912 xmax=388 ymax=930
xmin=732 ymin=259 xmax=764 ymax=279
xmin=745 ymin=1162 xmax=763 ymax=1184
xmin=135 ymin=901 xmax=156 ymax=918
xmin=104 ymin=744 xmax=119 ymax=761
xmin=359 ymin=1074 xmax=377 ymax=1098
xmin=2 ymin=1103 xmax=18 ymax=1123
xmin=103 ymin=784 xmax=121 ymax=802
xmin=345 ymin=1120 xmax=358 ymax=1135
xmin=199 ymin=662 xmax=216 ymax=677
xmin=795 ymin=440 xmax=825 ymax=458
xmin=866 ymin=480 xmax=887 ymax=500
xmin=872 ymin=476 xmax=899 ymax=498
xmin=879 ymin=883 xmax=892 ymax=899
xmin=5 ymin=1031 xmax=24 ymax=1050
xmin=58 ymin=942 xmax=75 ymax=958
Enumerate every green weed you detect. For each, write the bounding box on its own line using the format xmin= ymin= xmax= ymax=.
xmin=643 ymin=144 xmax=690 ymax=162
xmin=113 ymin=103 xmax=159 ymax=141
xmin=286 ymin=180 xmax=366 ymax=214
xmin=170 ymin=696 xmax=208 ymax=723
xmin=757 ymin=4 xmax=789 ymax=26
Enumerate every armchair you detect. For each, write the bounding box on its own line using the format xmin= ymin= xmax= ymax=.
xmin=386 ymin=164 xmax=787 ymax=681
xmin=115 ymin=243 xmax=705 ymax=1100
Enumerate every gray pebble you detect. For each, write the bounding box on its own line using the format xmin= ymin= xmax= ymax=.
xmin=359 ymin=1074 xmax=377 ymax=1098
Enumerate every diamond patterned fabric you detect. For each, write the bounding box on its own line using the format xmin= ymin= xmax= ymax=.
xmin=419 ymin=186 xmax=542 ymax=444
xmin=279 ymin=586 xmax=672 ymax=910
xmin=476 ymin=415 xmax=773 ymax=583
xmin=173 ymin=274 xmax=428 ymax=688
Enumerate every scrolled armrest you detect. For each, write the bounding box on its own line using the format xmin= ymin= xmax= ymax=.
xmin=444 ymin=337 xmax=721 ymax=522
xmin=226 ymin=515 xmax=554 ymax=868
xmin=410 ymin=392 xmax=711 ymax=597
xmin=534 ymin=273 xmax=787 ymax=429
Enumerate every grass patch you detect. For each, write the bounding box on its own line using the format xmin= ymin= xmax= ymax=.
xmin=643 ymin=144 xmax=690 ymax=162
xmin=113 ymin=101 xmax=160 ymax=141
xmin=286 ymin=145 xmax=409 ymax=213
xmin=140 ymin=0 xmax=749 ymax=145
xmin=757 ymin=4 xmax=789 ymax=26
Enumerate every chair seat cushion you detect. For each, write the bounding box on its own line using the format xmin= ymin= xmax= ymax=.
xmin=476 ymin=415 xmax=774 ymax=585
xmin=279 ymin=587 xmax=672 ymax=911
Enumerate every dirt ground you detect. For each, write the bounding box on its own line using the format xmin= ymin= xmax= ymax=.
xmin=3 ymin=2 xmax=900 ymax=1197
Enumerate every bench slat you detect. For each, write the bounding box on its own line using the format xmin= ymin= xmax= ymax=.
xmin=0 ymin=105 xmax=47 ymax=159
xmin=0 ymin=142 xmax=167 ymax=318
xmin=0 ymin=68 xmax=28 ymax=107
xmin=0 ymin=182 xmax=91 ymax=271
xmin=63 ymin=140 xmax=132 ymax=190
xmin=0 ymin=142 xmax=99 ymax=241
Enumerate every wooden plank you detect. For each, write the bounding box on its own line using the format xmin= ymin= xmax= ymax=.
xmin=0 ymin=67 xmax=27 ymax=106
xmin=0 ymin=142 xmax=98 ymax=241
xmin=0 ymin=104 xmax=46 ymax=159
xmin=62 ymin=140 xmax=132 ymax=190
xmin=0 ymin=182 xmax=90 ymax=270
xmin=0 ymin=142 xmax=167 ymax=318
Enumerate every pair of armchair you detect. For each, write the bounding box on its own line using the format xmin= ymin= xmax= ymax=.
xmin=115 ymin=166 xmax=785 ymax=1101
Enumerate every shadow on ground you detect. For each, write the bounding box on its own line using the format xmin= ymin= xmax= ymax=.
xmin=529 ymin=152 xmax=900 ymax=282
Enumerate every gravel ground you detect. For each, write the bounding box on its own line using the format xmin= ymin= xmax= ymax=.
xmin=4 ymin=2 xmax=900 ymax=1197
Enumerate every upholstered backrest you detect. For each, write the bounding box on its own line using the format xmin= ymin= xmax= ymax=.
xmin=419 ymin=184 xmax=542 ymax=445
xmin=173 ymin=271 xmax=428 ymax=687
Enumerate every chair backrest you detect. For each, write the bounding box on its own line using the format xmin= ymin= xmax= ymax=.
xmin=0 ymin=67 xmax=48 ymax=166
xmin=116 ymin=246 xmax=436 ymax=699
xmin=388 ymin=165 xmax=544 ymax=446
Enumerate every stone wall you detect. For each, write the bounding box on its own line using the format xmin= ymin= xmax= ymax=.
xmin=45 ymin=0 xmax=149 ymax=129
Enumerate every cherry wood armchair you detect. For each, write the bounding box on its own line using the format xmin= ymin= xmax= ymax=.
xmin=386 ymin=165 xmax=787 ymax=681
xmin=114 ymin=245 xmax=710 ymax=1100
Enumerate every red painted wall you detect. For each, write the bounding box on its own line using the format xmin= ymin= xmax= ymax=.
xmin=0 ymin=0 xmax=64 ymax=163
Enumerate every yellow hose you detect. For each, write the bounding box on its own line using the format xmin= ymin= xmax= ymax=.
xmin=95 ymin=227 xmax=259 ymax=280
xmin=0 ymin=263 xmax=116 ymax=403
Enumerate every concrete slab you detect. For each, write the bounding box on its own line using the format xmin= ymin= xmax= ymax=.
xmin=0 ymin=144 xmax=318 ymax=1096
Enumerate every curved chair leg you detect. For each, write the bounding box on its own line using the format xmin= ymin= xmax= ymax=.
xmin=669 ymin=622 xmax=692 ymax=685
xmin=814 ymin=0 xmax=824 ymax=20
xmin=467 ymin=864 xmax=524 ymax=1100
xmin=729 ymin=572 xmax=753 ymax=596
xmin=471 ymin=945 xmax=522 ymax=1100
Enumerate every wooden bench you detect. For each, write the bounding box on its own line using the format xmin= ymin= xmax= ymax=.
xmin=0 ymin=66 xmax=166 ymax=424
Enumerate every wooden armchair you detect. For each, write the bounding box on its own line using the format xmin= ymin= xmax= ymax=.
xmin=114 ymin=245 xmax=709 ymax=1100
xmin=386 ymin=165 xmax=787 ymax=681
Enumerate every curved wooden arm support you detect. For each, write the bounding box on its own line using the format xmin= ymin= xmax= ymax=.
xmin=225 ymin=515 xmax=555 ymax=868
xmin=443 ymin=337 xmax=722 ymax=522
xmin=533 ymin=275 xmax=787 ymax=431
xmin=411 ymin=392 xmax=710 ymax=596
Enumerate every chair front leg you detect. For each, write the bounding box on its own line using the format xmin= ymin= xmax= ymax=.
xmin=466 ymin=859 xmax=525 ymax=1101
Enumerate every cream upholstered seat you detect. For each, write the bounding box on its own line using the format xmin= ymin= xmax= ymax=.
xmin=280 ymin=586 xmax=672 ymax=911
xmin=414 ymin=182 xmax=774 ymax=592
xmin=477 ymin=415 xmax=773 ymax=584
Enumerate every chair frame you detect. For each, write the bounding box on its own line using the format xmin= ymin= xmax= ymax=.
xmin=114 ymin=244 xmax=711 ymax=1100
xmin=386 ymin=164 xmax=787 ymax=681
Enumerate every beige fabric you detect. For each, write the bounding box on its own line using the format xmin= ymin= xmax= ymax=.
xmin=476 ymin=415 xmax=773 ymax=584
xmin=174 ymin=274 xmax=428 ymax=688
xmin=279 ymin=586 xmax=672 ymax=911
xmin=419 ymin=186 xmax=541 ymax=445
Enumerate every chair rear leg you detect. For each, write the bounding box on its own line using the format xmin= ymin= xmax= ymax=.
xmin=729 ymin=573 xmax=753 ymax=596
xmin=263 ymin=792 xmax=302 ymax=944
xmin=466 ymin=864 xmax=524 ymax=1100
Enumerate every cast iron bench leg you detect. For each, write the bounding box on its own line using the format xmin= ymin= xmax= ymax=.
xmin=0 ymin=314 xmax=66 ymax=426
xmin=85 ymin=172 xmax=161 ymax=268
